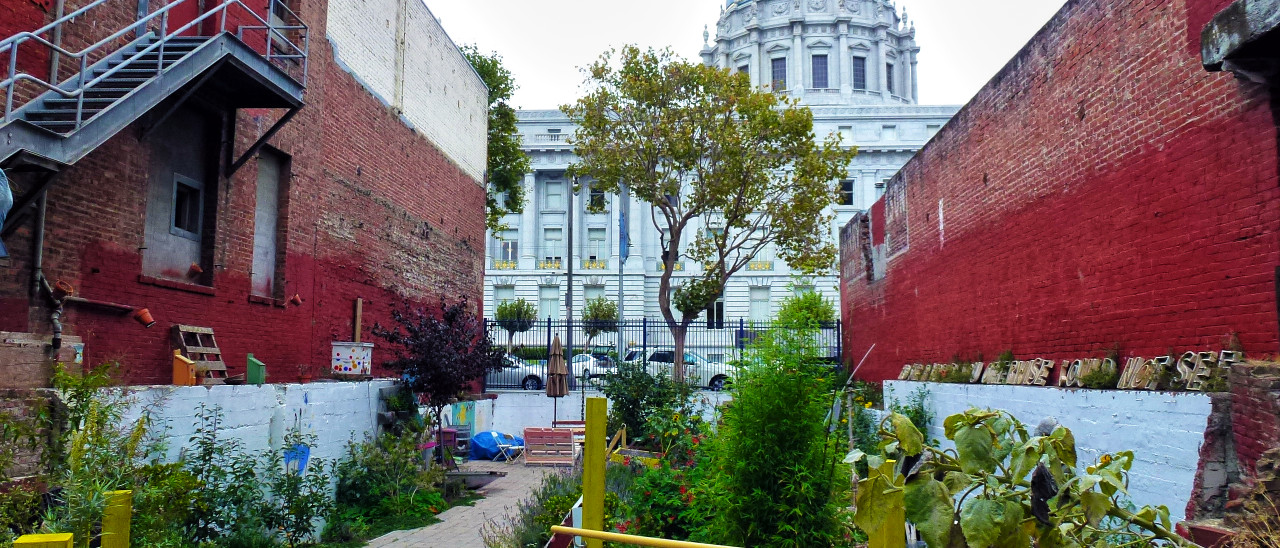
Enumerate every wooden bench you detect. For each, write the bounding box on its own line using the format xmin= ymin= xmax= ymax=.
xmin=552 ymin=419 xmax=587 ymax=437
xmin=523 ymin=427 xmax=576 ymax=466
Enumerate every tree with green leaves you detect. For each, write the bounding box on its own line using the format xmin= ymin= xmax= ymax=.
xmin=494 ymin=298 xmax=537 ymax=352
xmin=581 ymin=296 xmax=618 ymax=348
xmin=461 ymin=46 xmax=531 ymax=231
xmin=563 ymin=46 xmax=853 ymax=381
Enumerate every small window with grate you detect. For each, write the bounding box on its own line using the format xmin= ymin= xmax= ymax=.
xmin=171 ymin=175 xmax=203 ymax=240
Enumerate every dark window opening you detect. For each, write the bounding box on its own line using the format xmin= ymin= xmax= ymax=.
xmin=589 ymin=187 xmax=606 ymax=210
xmin=811 ymin=55 xmax=829 ymax=88
xmin=852 ymin=56 xmax=867 ymax=90
xmin=172 ymin=177 xmax=203 ymax=239
xmin=886 ymin=62 xmax=895 ymax=95
xmin=706 ymin=299 xmax=725 ymax=329
xmin=771 ymin=57 xmax=787 ymax=91
xmin=838 ymin=180 xmax=855 ymax=206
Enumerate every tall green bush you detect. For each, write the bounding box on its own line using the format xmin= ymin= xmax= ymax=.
xmin=696 ymin=329 xmax=850 ymax=547
xmin=775 ymin=290 xmax=835 ymax=329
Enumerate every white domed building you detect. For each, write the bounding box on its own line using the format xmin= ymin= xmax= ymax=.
xmin=485 ymin=0 xmax=959 ymax=362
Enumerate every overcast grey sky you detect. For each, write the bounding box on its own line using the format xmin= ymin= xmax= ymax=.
xmin=428 ymin=0 xmax=1068 ymax=110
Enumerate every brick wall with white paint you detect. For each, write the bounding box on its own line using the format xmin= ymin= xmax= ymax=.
xmin=884 ymin=381 xmax=1212 ymax=523
xmin=325 ymin=0 xmax=487 ymax=182
xmin=120 ymin=381 xmax=395 ymax=465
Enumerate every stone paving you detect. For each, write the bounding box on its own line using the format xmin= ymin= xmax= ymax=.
xmin=366 ymin=460 xmax=553 ymax=548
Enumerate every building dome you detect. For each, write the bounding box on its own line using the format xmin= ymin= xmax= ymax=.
xmin=703 ymin=0 xmax=919 ymax=106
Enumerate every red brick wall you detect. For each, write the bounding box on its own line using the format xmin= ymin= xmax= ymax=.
xmin=0 ymin=0 xmax=486 ymax=384
xmin=840 ymin=0 xmax=1280 ymax=382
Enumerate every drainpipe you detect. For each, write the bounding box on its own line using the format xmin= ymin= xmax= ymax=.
xmin=31 ymin=192 xmax=46 ymax=302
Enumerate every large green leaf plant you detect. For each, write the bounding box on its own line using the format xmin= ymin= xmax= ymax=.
xmin=852 ymin=408 xmax=1198 ymax=547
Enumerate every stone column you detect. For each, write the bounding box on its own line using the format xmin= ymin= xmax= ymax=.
xmin=755 ymin=29 xmax=766 ymax=89
xmin=792 ymin=22 xmax=803 ymax=93
xmin=520 ymin=171 xmax=537 ymax=268
xmin=909 ymin=49 xmax=919 ymax=103
xmin=876 ymin=30 xmax=889 ymax=100
xmin=838 ymin=22 xmax=851 ymax=94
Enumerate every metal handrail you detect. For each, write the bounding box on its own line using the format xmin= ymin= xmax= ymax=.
xmin=2 ymin=0 xmax=308 ymax=125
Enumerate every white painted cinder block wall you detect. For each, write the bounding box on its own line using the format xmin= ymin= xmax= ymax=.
xmin=468 ymin=390 xmax=732 ymax=438
xmin=120 ymin=381 xmax=395 ymax=465
xmin=884 ymin=381 xmax=1212 ymax=523
xmin=325 ymin=0 xmax=488 ymax=182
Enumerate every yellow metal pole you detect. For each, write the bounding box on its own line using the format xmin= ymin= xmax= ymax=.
xmin=583 ymin=397 xmax=607 ymax=548
xmin=13 ymin=533 xmax=73 ymax=547
xmin=101 ymin=490 xmax=132 ymax=548
xmin=868 ymin=460 xmax=906 ymax=548
xmin=550 ymin=526 xmax=738 ymax=548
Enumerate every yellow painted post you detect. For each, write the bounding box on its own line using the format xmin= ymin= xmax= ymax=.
xmin=101 ymin=490 xmax=132 ymax=548
xmin=868 ymin=460 xmax=906 ymax=548
xmin=173 ymin=350 xmax=196 ymax=386
xmin=13 ymin=533 xmax=73 ymax=547
xmin=583 ymin=397 xmax=607 ymax=548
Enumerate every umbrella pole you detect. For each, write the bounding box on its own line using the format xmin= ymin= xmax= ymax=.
xmin=553 ymin=397 xmax=558 ymax=424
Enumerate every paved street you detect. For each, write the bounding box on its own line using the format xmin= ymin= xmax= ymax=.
xmin=367 ymin=460 xmax=552 ymax=548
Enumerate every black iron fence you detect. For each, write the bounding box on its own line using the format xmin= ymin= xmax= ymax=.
xmin=482 ymin=318 xmax=843 ymax=391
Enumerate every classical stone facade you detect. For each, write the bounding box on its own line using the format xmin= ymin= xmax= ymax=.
xmin=485 ymin=0 xmax=957 ymax=335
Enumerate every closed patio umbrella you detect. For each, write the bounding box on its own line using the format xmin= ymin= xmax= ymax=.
xmin=547 ymin=334 xmax=569 ymax=423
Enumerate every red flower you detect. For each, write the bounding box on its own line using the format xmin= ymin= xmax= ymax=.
xmin=679 ymin=485 xmax=688 ymax=495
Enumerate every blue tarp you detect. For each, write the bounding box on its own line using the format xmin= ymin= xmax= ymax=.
xmin=469 ymin=430 xmax=524 ymax=460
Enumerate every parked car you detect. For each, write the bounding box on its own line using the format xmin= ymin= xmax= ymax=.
xmin=570 ymin=353 xmax=615 ymax=379
xmin=621 ymin=347 xmax=733 ymax=391
xmin=485 ymin=354 xmax=545 ymax=390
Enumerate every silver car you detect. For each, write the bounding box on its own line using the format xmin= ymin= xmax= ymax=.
xmin=485 ymin=354 xmax=545 ymax=390
xmin=621 ymin=348 xmax=732 ymax=391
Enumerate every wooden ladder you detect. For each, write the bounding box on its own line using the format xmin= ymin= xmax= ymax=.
xmin=172 ymin=325 xmax=227 ymax=385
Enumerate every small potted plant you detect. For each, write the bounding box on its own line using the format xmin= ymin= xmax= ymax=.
xmin=297 ymin=364 xmax=313 ymax=383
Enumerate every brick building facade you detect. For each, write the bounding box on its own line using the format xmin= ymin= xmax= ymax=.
xmin=840 ymin=0 xmax=1279 ymax=383
xmin=1 ymin=0 xmax=487 ymax=385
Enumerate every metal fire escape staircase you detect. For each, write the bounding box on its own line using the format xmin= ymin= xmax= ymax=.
xmin=0 ymin=0 xmax=308 ymax=237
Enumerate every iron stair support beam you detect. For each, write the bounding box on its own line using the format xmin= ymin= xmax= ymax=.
xmin=0 ymin=171 xmax=57 ymax=239
xmin=226 ymin=106 xmax=297 ymax=176
xmin=139 ymin=59 xmax=226 ymax=140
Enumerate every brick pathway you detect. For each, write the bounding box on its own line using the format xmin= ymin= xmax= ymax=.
xmin=366 ymin=460 xmax=552 ymax=548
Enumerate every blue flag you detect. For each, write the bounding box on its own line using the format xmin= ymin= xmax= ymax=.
xmin=618 ymin=190 xmax=629 ymax=264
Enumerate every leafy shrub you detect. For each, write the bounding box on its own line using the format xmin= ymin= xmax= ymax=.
xmin=187 ymin=404 xmax=265 ymax=543
xmin=775 ymin=290 xmax=835 ymax=329
xmin=890 ymin=386 xmax=933 ymax=439
xmin=598 ymin=362 xmax=692 ymax=444
xmin=1081 ymin=365 xmax=1120 ymax=389
xmin=623 ymin=463 xmax=701 ymax=539
xmin=374 ymin=296 xmax=507 ymax=436
xmin=260 ymin=429 xmax=332 ymax=548
xmin=696 ymin=329 xmax=851 ymax=547
xmin=854 ymin=408 xmax=1191 ymax=547
xmin=480 ymin=467 xmax=581 ymax=548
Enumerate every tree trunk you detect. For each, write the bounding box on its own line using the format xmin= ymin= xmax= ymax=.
xmin=672 ymin=324 xmax=689 ymax=383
